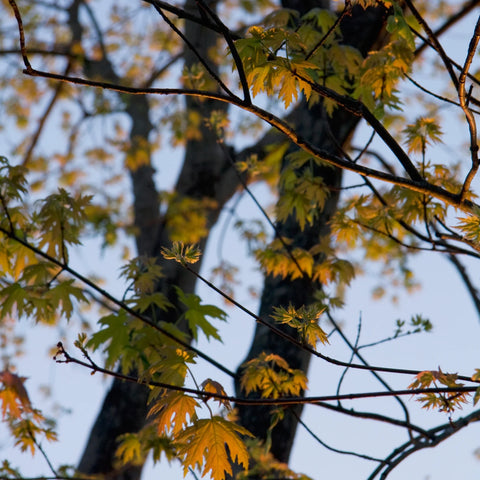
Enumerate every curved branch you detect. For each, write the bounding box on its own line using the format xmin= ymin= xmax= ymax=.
xmin=368 ymin=408 xmax=480 ymax=479
xmin=458 ymin=15 xmax=480 ymax=199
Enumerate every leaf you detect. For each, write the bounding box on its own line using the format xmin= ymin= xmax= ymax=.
xmin=161 ymin=242 xmax=201 ymax=265
xmin=0 ymin=370 xmax=31 ymax=419
xmin=201 ymin=378 xmax=231 ymax=410
xmin=176 ymin=416 xmax=253 ymax=480
xmin=86 ymin=310 xmax=130 ymax=369
xmin=403 ymin=117 xmax=443 ymax=154
xmin=33 ymin=188 xmax=92 ymax=261
xmin=127 ymin=292 xmax=172 ymax=314
xmin=240 ymin=352 xmax=308 ymax=399
xmin=119 ymin=256 xmax=164 ymax=294
xmin=175 ymin=286 xmax=226 ymax=342
xmin=474 ymin=386 xmax=480 ymax=407
xmin=148 ymin=391 xmax=199 ymax=436
xmin=409 ymin=369 xmax=469 ymax=412
xmin=455 ymin=213 xmax=480 ymax=245
xmin=116 ymin=433 xmax=144 ymax=465
xmin=272 ymin=303 xmax=328 ymax=347
xmin=48 ymin=280 xmax=88 ymax=320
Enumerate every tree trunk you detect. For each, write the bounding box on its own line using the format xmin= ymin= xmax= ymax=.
xmin=234 ymin=1 xmax=390 ymax=466
xmin=77 ymin=1 xmax=239 ymax=478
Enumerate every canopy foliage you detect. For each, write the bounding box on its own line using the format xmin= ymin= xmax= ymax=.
xmin=1 ymin=0 xmax=480 ymax=479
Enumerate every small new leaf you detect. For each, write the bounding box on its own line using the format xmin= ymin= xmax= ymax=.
xmin=403 ymin=117 xmax=443 ymax=154
xmin=116 ymin=433 xmax=144 ymax=466
xmin=240 ymin=352 xmax=307 ymax=399
xmin=272 ymin=304 xmax=328 ymax=347
xmin=161 ymin=242 xmax=201 ymax=265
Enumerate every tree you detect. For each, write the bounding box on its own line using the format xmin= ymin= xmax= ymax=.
xmin=1 ymin=0 xmax=480 ymax=479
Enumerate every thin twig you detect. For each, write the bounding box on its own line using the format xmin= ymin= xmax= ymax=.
xmin=368 ymin=408 xmax=480 ymax=479
xmin=152 ymin=1 xmax=238 ymax=100
xmin=415 ymin=0 xmax=480 ymax=56
xmin=305 ymin=0 xmax=351 ymax=60
xmin=458 ymin=15 xmax=480 ymax=199
xmin=292 ymin=409 xmax=384 ymax=463
xmin=184 ymin=261 xmax=476 ymax=382
xmin=404 ymin=0 xmax=459 ymax=90
xmin=195 ymin=0 xmax=251 ymax=104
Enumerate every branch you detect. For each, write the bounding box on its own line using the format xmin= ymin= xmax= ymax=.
xmin=405 ymin=0 xmax=459 ymax=90
xmin=368 ymin=408 xmax=480 ymax=479
xmin=11 ymin=0 xmax=479 ymax=214
xmin=0 ymin=225 xmax=237 ymax=380
xmin=183 ymin=262 xmax=477 ymax=383
xmin=312 ymin=401 xmax=431 ymax=438
xmin=414 ymin=0 xmax=480 ymax=56
xmin=458 ymin=15 xmax=480 ymax=199
xmin=305 ymin=0 xmax=352 ymax=60
xmin=151 ymin=1 xmax=238 ymax=99
xmin=54 ymin=343 xmax=480 ymax=407
xmin=404 ymin=72 xmax=480 ymax=114
xmin=448 ymin=253 xmax=480 ymax=320
xmin=141 ymin=0 xmax=241 ymax=39
xmin=13 ymin=65 xmax=476 ymax=213
xmin=195 ymin=0 xmax=251 ymax=104
xmin=292 ymin=410 xmax=385 ymax=463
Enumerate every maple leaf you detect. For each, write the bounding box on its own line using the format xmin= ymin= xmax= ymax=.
xmin=175 ymin=286 xmax=226 ymax=342
xmin=148 ymin=391 xmax=199 ymax=436
xmin=115 ymin=433 xmax=144 ymax=465
xmin=0 ymin=370 xmax=31 ymax=419
xmin=240 ymin=353 xmax=307 ymax=399
xmin=176 ymin=416 xmax=253 ymax=480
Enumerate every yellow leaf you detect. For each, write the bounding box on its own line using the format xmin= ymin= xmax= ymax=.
xmin=176 ymin=416 xmax=253 ymax=480
xmin=148 ymin=391 xmax=199 ymax=436
xmin=201 ymin=378 xmax=231 ymax=410
xmin=0 ymin=370 xmax=31 ymax=418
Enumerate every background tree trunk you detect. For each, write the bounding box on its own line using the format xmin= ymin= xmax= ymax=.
xmin=234 ymin=1 xmax=390 ymax=465
xmin=77 ymin=1 xmax=239 ymax=478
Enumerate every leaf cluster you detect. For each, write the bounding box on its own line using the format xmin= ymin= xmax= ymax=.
xmin=272 ymin=304 xmax=329 ymax=347
xmin=409 ymin=369 xmax=469 ymax=412
xmin=240 ymin=352 xmax=308 ymax=399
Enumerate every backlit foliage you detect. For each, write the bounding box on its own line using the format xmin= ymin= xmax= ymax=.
xmin=0 ymin=0 xmax=480 ymax=479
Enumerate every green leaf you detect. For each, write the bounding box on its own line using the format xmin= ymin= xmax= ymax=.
xmin=116 ymin=433 xmax=144 ymax=466
xmin=86 ymin=310 xmax=130 ymax=369
xmin=119 ymin=256 xmax=164 ymax=294
xmin=175 ymin=286 xmax=226 ymax=342
xmin=48 ymin=280 xmax=87 ymax=320
xmin=127 ymin=292 xmax=172 ymax=314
